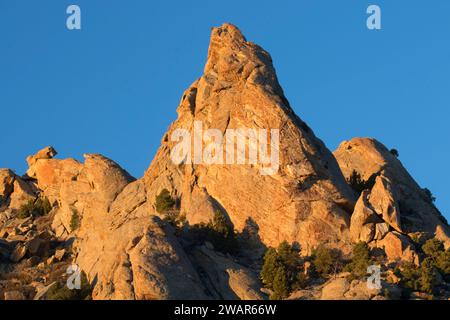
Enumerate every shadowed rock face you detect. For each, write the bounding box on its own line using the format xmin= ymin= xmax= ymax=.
xmin=143 ymin=23 xmax=356 ymax=253
xmin=334 ymin=137 xmax=450 ymax=249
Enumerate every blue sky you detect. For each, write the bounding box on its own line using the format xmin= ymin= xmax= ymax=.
xmin=0 ymin=1 xmax=449 ymax=220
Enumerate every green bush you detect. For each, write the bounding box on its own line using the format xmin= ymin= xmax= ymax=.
xmin=311 ymin=245 xmax=342 ymax=278
xmin=17 ymin=197 xmax=52 ymax=219
xmin=397 ymin=262 xmax=421 ymax=292
xmin=70 ymin=208 xmax=80 ymax=232
xmin=398 ymin=259 xmax=437 ymax=295
xmin=422 ymin=238 xmax=450 ymax=281
xmin=397 ymin=239 xmax=450 ymax=295
xmin=419 ymin=258 xmax=438 ymax=294
xmin=155 ymin=189 xmax=176 ymax=213
xmin=190 ymin=211 xmax=238 ymax=255
xmin=344 ymin=242 xmax=371 ymax=279
xmin=260 ymin=241 xmax=305 ymax=300
xmin=390 ymin=149 xmax=399 ymax=157
xmin=422 ymin=188 xmax=436 ymax=204
xmin=422 ymin=238 xmax=444 ymax=258
xmin=435 ymin=250 xmax=450 ymax=280
xmin=46 ymin=271 xmax=92 ymax=300
xmin=210 ymin=210 xmax=232 ymax=238
xmin=163 ymin=211 xmax=186 ymax=230
xmin=347 ymin=170 xmax=376 ymax=195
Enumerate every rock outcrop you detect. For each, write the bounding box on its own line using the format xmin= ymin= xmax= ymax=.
xmin=1 ymin=24 xmax=360 ymax=299
xmin=22 ymin=147 xmax=207 ymax=299
xmin=349 ymin=190 xmax=385 ymax=243
xmin=334 ymin=138 xmax=450 ymax=250
xmin=0 ymin=169 xmax=36 ymax=212
xmin=84 ymin=216 xmax=207 ymax=300
xmin=187 ymin=244 xmax=264 ymax=300
xmin=143 ymin=23 xmax=356 ymax=254
xmin=1 ymin=24 xmax=449 ymax=301
xmin=374 ymin=231 xmax=419 ymax=265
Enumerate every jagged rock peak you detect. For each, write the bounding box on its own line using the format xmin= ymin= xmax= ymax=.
xmin=209 ymin=23 xmax=247 ymax=48
xmin=144 ymin=23 xmax=356 ymax=253
xmin=202 ymin=23 xmax=285 ymax=107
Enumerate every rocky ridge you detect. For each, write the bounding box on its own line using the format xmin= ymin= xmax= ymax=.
xmin=1 ymin=24 xmax=449 ymax=300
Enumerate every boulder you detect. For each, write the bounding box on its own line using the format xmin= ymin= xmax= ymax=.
xmin=0 ymin=169 xmax=35 ymax=212
xmin=46 ymin=256 xmax=55 ymax=265
xmin=76 ymin=216 xmax=207 ymax=300
xmin=343 ymin=279 xmax=381 ymax=300
xmin=8 ymin=178 xmax=36 ymax=211
xmin=54 ymin=248 xmax=65 ymax=261
xmin=320 ymin=278 xmax=350 ymax=300
xmin=368 ymin=176 xmax=402 ymax=232
xmin=25 ymin=146 xmax=57 ymax=177
xmin=33 ymin=282 xmax=57 ymax=300
xmin=0 ymin=169 xmax=15 ymax=203
xmin=188 ymin=245 xmax=265 ymax=300
xmin=10 ymin=243 xmax=27 ymax=262
xmin=375 ymin=231 xmax=419 ymax=264
xmin=319 ymin=276 xmax=395 ymax=300
xmin=374 ymin=223 xmax=389 ymax=240
xmin=334 ymin=138 xmax=450 ymax=247
xmin=25 ymin=233 xmax=50 ymax=257
xmin=350 ymin=190 xmax=382 ymax=242
xmin=288 ymin=289 xmax=320 ymax=300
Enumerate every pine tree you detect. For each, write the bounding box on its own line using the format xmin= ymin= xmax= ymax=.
xmin=345 ymin=242 xmax=371 ymax=278
xmin=260 ymin=248 xmax=280 ymax=289
xmin=419 ymin=257 xmax=437 ymax=294
xmin=312 ymin=245 xmax=340 ymax=277
xmin=271 ymin=266 xmax=289 ymax=300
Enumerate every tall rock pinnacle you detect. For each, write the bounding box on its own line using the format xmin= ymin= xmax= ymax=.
xmin=144 ymin=23 xmax=356 ymax=253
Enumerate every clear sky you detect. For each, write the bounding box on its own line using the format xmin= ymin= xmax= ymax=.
xmin=1 ymin=1 xmax=449 ymax=220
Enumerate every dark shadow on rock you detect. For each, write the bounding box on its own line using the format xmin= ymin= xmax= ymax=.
xmin=236 ymin=217 xmax=268 ymax=267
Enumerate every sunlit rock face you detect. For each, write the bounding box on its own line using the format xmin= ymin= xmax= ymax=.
xmin=143 ymin=23 xmax=356 ymax=254
xmin=334 ymin=137 xmax=450 ymax=250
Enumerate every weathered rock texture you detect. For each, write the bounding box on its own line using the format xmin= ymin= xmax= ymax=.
xmin=23 ymin=147 xmax=209 ymax=299
xmin=334 ymin=137 xmax=450 ymax=253
xmin=0 ymin=169 xmax=36 ymax=212
xmin=143 ymin=23 xmax=356 ymax=254
xmin=1 ymin=24 xmax=449 ymax=300
xmin=187 ymin=244 xmax=264 ymax=300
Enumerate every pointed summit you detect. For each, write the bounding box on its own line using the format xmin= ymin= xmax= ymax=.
xmin=205 ymin=23 xmax=251 ymax=74
xmin=144 ymin=23 xmax=356 ymax=253
xmin=203 ymin=23 xmax=283 ymax=104
xmin=209 ymin=23 xmax=247 ymax=47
